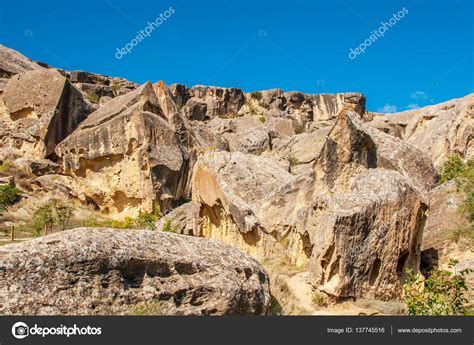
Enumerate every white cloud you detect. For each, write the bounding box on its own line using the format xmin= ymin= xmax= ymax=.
xmin=377 ymin=104 xmax=398 ymax=114
xmin=407 ymin=103 xmax=420 ymax=110
xmin=411 ymin=91 xmax=428 ymax=100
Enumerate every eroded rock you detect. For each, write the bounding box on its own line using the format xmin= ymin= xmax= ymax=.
xmin=1 ymin=69 xmax=94 ymax=159
xmin=56 ymin=82 xmax=189 ymax=217
xmin=369 ymin=94 xmax=474 ymax=168
xmin=0 ymin=228 xmax=271 ymax=315
xmin=190 ymin=110 xmax=429 ymax=300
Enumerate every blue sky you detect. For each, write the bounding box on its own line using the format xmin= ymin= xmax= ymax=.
xmin=0 ymin=0 xmax=472 ymax=112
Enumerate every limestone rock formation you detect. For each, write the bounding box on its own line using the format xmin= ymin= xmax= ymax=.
xmin=0 ymin=69 xmax=94 ymax=159
xmin=0 ymin=228 xmax=271 ymax=315
xmin=0 ymin=44 xmax=44 ymax=78
xmin=205 ymin=117 xmax=274 ymax=155
xmin=190 ymin=110 xmax=429 ymax=300
xmin=156 ymin=202 xmax=198 ymax=235
xmin=56 ymin=82 xmax=189 ymax=217
xmin=69 ymin=70 xmax=139 ymax=100
xmin=369 ymin=94 xmax=474 ymax=168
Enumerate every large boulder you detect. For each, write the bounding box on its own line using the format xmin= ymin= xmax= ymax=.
xmin=0 ymin=228 xmax=271 ymax=315
xmin=369 ymin=94 xmax=474 ymax=168
xmin=56 ymin=82 xmax=189 ymax=217
xmin=0 ymin=69 xmax=94 ymax=159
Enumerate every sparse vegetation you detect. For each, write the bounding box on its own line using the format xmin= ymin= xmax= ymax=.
xmin=312 ymin=290 xmax=329 ymax=307
xmin=52 ymin=199 xmax=75 ymax=231
xmin=250 ymin=91 xmax=263 ymax=101
xmin=110 ymin=82 xmax=122 ymax=96
xmin=33 ymin=202 xmax=55 ymax=235
xmin=440 ymin=155 xmax=466 ymax=183
xmin=32 ymin=199 xmax=75 ymax=234
xmin=0 ymin=184 xmax=21 ymax=212
xmin=287 ymin=154 xmax=299 ymax=167
xmin=129 ymin=300 xmax=162 ymax=316
xmin=162 ymin=219 xmax=177 ymax=233
xmin=136 ymin=211 xmax=157 ymax=231
xmin=85 ymin=92 xmax=100 ymax=104
xmin=403 ymin=259 xmax=472 ymax=315
xmin=440 ymin=156 xmax=474 ymax=241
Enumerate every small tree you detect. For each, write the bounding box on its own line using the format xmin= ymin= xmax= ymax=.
xmin=403 ymin=259 xmax=472 ymax=315
xmin=33 ymin=203 xmax=55 ymax=235
xmin=52 ymin=199 xmax=75 ymax=231
xmin=0 ymin=185 xmax=21 ymax=212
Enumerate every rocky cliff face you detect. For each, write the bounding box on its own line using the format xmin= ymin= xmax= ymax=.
xmin=0 ymin=228 xmax=271 ymax=315
xmin=0 ymin=44 xmax=472 ymax=314
xmin=368 ymin=94 xmax=473 ymax=168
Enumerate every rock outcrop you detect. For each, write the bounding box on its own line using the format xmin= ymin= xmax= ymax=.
xmin=56 ymin=82 xmax=189 ymax=217
xmin=0 ymin=69 xmax=94 ymax=159
xmin=369 ymin=94 xmax=474 ymax=168
xmin=0 ymin=228 xmax=271 ymax=315
xmin=189 ymin=110 xmax=429 ymax=300
xmin=0 ymin=44 xmax=44 ymax=78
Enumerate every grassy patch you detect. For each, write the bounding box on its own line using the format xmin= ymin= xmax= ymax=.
xmin=84 ymin=92 xmax=100 ymax=104
xmin=129 ymin=300 xmax=162 ymax=316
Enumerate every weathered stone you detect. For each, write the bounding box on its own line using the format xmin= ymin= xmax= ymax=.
xmin=167 ymin=83 xmax=191 ymax=107
xmin=1 ymin=69 xmax=94 ymax=159
xmin=190 ymin=110 xmax=428 ymax=300
xmin=0 ymin=228 xmax=271 ymax=315
xmin=369 ymin=94 xmax=474 ymax=168
xmin=0 ymin=44 xmax=44 ymax=78
xmin=191 ymin=151 xmax=295 ymax=259
xmin=69 ymin=70 xmax=138 ymax=97
xmin=205 ymin=117 xmax=273 ymax=155
xmin=56 ymin=82 xmax=189 ymax=217
xmin=183 ymin=97 xmax=208 ymax=121
xmin=157 ymin=202 xmax=198 ymax=235
xmin=274 ymin=126 xmax=332 ymax=174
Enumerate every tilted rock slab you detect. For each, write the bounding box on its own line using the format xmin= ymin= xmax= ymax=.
xmin=0 ymin=228 xmax=271 ymax=315
xmin=1 ymin=69 xmax=93 ymax=159
xmin=190 ymin=110 xmax=429 ymax=300
xmin=368 ymin=93 xmax=473 ymax=168
xmin=0 ymin=44 xmax=44 ymax=78
xmin=56 ymin=82 xmax=189 ymax=217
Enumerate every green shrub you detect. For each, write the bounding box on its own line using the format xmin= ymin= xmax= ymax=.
xmin=440 ymin=155 xmax=465 ymax=183
xmin=440 ymin=156 xmax=474 ymax=241
xmin=52 ymin=200 xmax=75 ymax=231
xmin=0 ymin=185 xmax=21 ymax=211
xmin=33 ymin=199 xmax=75 ymax=233
xmin=81 ymin=217 xmax=102 ymax=228
xmin=403 ymin=259 xmax=472 ymax=315
xmin=136 ymin=212 xmax=157 ymax=231
xmin=33 ymin=203 xmax=55 ymax=234
xmin=162 ymin=220 xmax=177 ymax=233
xmin=259 ymin=115 xmax=266 ymax=123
